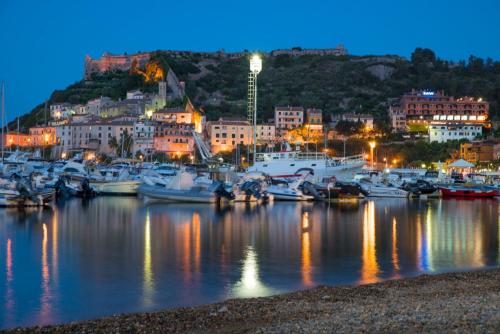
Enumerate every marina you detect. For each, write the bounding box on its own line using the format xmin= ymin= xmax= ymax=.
xmin=1 ymin=196 xmax=499 ymax=329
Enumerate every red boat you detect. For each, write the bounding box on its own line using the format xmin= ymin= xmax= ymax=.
xmin=439 ymin=186 xmax=498 ymax=198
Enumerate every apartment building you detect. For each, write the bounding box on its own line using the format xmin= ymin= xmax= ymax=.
xmin=429 ymin=123 xmax=482 ymax=143
xmin=153 ymin=123 xmax=194 ymax=156
xmin=206 ymin=118 xmax=252 ymax=154
xmin=274 ymin=106 xmax=304 ymax=139
xmin=460 ymin=141 xmax=500 ymax=163
xmin=29 ymin=126 xmax=57 ymax=146
xmin=256 ymin=124 xmax=276 ymax=143
xmin=342 ymin=113 xmax=374 ymax=130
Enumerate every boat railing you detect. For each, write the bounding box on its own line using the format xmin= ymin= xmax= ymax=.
xmin=255 ymin=152 xmax=365 ymax=164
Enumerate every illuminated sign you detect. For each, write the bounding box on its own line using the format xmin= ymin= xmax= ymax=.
xmin=422 ymin=91 xmax=435 ymax=96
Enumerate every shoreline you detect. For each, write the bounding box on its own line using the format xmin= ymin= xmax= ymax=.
xmin=3 ymin=268 xmax=500 ymax=333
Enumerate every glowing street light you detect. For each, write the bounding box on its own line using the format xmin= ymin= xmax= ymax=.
xmin=248 ymin=54 xmax=262 ymax=164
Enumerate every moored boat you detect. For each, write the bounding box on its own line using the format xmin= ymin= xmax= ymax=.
xmin=439 ymin=186 xmax=498 ymax=198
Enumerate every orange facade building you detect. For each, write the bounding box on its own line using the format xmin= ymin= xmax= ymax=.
xmin=29 ymin=127 xmax=57 ymax=146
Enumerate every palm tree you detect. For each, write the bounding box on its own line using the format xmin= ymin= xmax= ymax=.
xmin=109 ymin=129 xmax=134 ymax=158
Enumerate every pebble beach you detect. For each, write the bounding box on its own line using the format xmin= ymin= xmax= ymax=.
xmin=3 ymin=268 xmax=500 ymax=333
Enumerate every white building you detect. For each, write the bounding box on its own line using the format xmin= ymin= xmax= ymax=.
xmin=55 ymin=117 xmax=136 ymax=156
xmin=85 ymin=96 xmax=113 ymax=116
xmin=133 ymin=121 xmax=154 ymax=157
xmin=50 ymin=103 xmax=76 ymax=119
xmin=126 ymin=90 xmax=145 ymax=100
xmin=256 ymin=124 xmax=276 ymax=143
xmin=429 ymin=123 xmax=482 ymax=143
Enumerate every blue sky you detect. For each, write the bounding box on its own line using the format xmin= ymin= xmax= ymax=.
xmin=1 ymin=0 xmax=499 ymax=121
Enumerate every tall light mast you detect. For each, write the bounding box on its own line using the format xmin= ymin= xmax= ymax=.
xmin=1 ymin=81 xmax=4 ymax=162
xmin=247 ymin=54 xmax=262 ymax=164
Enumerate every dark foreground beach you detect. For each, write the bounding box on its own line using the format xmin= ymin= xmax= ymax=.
xmin=4 ymin=269 xmax=500 ymax=333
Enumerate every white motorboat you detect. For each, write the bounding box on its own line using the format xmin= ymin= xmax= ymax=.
xmin=356 ymin=179 xmax=409 ymax=198
xmin=90 ymin=168 xmax=140 ymax=195
xmin=138 ymin=171 xmax=234 ymax=203
xmin=0 ymin=177 xmax=54 ymax=207
xmin=266 ymin=175 xmax=314 ymax=201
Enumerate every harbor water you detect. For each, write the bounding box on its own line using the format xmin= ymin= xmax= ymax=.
xmin=0 ymin=197 xmax=499 ymax=329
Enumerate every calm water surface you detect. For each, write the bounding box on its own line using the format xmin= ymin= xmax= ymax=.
xmin=0 ymin=197 xmax=499 ymax=328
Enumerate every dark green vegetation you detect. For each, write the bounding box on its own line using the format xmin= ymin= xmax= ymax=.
xmin=16 ymin=48 xmax=500 ymax=132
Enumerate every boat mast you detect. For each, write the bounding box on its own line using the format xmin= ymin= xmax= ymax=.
xmin=1 ymin=81 xmax=4 ymax=162
xmin=16 ymin=116 xmax=19 ymax=151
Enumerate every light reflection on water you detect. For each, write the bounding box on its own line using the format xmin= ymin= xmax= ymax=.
xmin=0 ymin=197 xmax=499 ymax=329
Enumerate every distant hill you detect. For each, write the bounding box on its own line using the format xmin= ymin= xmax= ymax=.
xmin=15 ymin=48 xmax=500 ymax=132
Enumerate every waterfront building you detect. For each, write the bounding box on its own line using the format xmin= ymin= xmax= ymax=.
xmin=274 ymin=106 xmax=304 ymax=139
xmin=206 ymin=118 xmax=252 ymax=154
xmin=342 ymin=113 xmax=374 ymax=130
xmin=29 ymin=126 xmax=57 ymax=146
xmin=132 ymin=121 xmax=155 ymax=157
xmin=153 ymin=123 xmax=195 ymax=156
xmin=428 ymin=123 xmax=482 ymax=143
xmin=256 ymin=124 xmax=276 ymax=144
xmin=389 ymin=90 xmax=489 ymax=132
xmin=1 ymin=132 xmax=31 ymax=148
xmin=460 ymin=141 xmax=500 ymax=163
xmin=55 ymin=116 xmax=136 ymax=156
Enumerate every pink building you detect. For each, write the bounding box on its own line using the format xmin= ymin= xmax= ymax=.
xmin=153 ymin=123 xmax=194 ymax=156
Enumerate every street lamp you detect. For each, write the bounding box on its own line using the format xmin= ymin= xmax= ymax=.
xmin=249 ymin=54 xmax=262 ymax=164
xmin=369 ymin=141 xmax=376 ymax=169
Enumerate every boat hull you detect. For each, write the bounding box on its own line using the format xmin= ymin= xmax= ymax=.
xmin=440 ymin=187 xmax=498 ymax=198
xmin=90 ymin=181 xmax=140 ymax=195
xmin=138 ymin=184 xmax=218 ymax=203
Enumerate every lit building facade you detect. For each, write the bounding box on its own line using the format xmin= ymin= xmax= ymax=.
xmin=274 ymin=106 xmax=304 ymax=139
xmin=206 ymin=119 xmax=252 ymax=154
xmin=389 ymin=90 xmax=489 ymax=132
xmin=460 ymin=141 xmax=499 ymax=163
xmin=429 ymin=123 xmax=482 ymax=143
xmin=29 ymin=126 xmax=57 ymax=146
xmin=153 ymin=123 xmax=194 ymax=156
xmin=256 ymin=124 xmax=276 ymax=144
xmin=342 ymin=113 xmax=374 ymax=130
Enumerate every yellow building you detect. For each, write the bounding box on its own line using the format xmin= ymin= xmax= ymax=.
xmin=460 ymin=141 xmax=496 ymax=163
xmin=206 ymin=119 xmax=252 ymax=154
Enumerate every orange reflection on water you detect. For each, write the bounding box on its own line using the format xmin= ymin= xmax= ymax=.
xmin=416 ymin=214 xmax=423 ymax=271
xmin=51 ymin=211 xmax=58 ymax=285
xmin=392 ymin=217 xmax=400 ymax=276
xmin=193 ymin=213 xmax=201 ymax=275
xmin=5 ymin=238 xmax=14 ymax=317
xmin=143 ymin=210 xmax=154 ymax=307
xmin=360 ymin=201 xmax=379 ymax=284
xmin=40 ymin=223 xmax=51 ymax=322
xmin=301 ymin=212 xmax=313 ymax=286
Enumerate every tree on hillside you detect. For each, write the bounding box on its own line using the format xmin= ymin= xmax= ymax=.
xmin=334 ymin=120 xmax=364 ymax=136
xmin=411 ymin=48 xmax=436 ymax=64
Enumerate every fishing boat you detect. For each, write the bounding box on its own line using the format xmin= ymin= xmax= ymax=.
xmin=439 ymin=186 xmax=498 ymax=198
xmin=138 ymin=171 xmax=234 ymax=203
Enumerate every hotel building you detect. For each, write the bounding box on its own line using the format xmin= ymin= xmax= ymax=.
xmin=389 ymin=90 xmax=488 ymax=132
xmin=274 ymin=106 xmax=304 ymax=139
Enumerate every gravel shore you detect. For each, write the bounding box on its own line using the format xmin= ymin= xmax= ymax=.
xmin=4 ymin=269 xmax=500 ymax=333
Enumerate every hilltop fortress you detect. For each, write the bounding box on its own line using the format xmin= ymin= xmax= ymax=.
xmin=83 ymin=45 xmax=348 ymax=79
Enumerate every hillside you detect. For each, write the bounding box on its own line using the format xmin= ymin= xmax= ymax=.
xmin=17 ymin=48 xmax=500 ymax=131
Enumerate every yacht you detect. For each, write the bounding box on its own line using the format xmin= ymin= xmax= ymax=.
xmin=247 ymin=146 xmax=365 ymax=183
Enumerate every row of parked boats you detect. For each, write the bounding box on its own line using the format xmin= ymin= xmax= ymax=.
xmin=0 ymin=151 xmax=499 ymax=207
